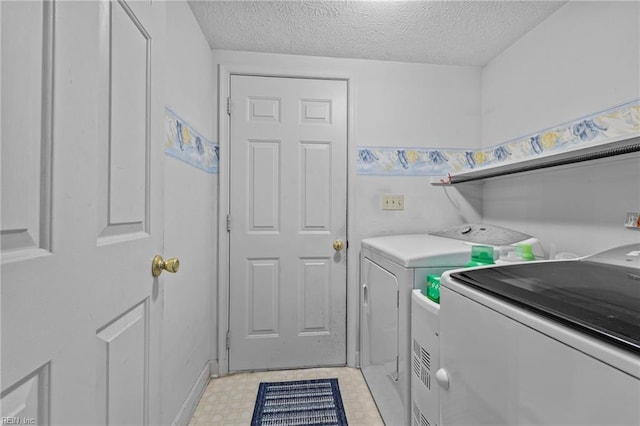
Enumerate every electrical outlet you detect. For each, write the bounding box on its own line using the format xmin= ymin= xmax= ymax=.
xmin=624 ymin=212 xmax=640 ymax=229
xmin=382 ymin=194 xmax=404 ymax=210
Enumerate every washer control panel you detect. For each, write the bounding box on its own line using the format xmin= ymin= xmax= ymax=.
xmin=430 ymin=224 xmax=532 ymax=245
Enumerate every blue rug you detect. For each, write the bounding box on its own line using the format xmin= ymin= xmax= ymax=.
xmin=251 ymin=378 xmax=348 ymax=426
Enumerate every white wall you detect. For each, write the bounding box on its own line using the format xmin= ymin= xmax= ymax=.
xmin=212 ymin=50 xmax=483 ymax=366
xmin=212 ymin=50 xmax=483 ymax=237
xmin=481 ymin=1 xmax=640 ymax=256
xmin=163 ymin=1 xmax=216 ymax=424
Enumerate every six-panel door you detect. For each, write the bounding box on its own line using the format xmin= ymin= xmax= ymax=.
xmin=1 ymin=1 xmax=165 ymax=424
xmin=228 ymin=75 xmax=348 ymax=371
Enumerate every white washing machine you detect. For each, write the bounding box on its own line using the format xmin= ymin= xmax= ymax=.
xmin=437 ymin=244 xmax=640 ymax=425
xmin=360 ymin=224 xmax=541 ymax=426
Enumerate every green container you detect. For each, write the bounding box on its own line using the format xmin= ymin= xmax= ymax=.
xmin=465 ymin=245 xmax=495 ymax=267
xmin=426 ymin=274 xmax=441 ymax=304
xmin=516 ymin=243 xmax=535 ymax=261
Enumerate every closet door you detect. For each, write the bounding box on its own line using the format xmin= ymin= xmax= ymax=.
xmin=227 ymin=75 xmax=348 ymax=371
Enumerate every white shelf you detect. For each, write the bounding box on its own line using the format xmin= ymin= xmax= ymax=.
xmin=431 ymin=136 xmax=640 ymax=185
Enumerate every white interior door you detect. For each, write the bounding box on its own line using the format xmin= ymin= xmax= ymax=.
xmin=228 ymin=75 xmax=348 ymax=371
xmin=1 ymin=1 xmax=167 ymax=424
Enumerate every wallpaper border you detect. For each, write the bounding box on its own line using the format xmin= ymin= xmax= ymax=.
xmin=357 ymin=99 xmax=640 ymax=176
xmin=164 ymin=107 xmax=219 ymax=173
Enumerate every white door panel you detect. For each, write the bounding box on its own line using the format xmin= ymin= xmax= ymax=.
xmin=228 ymin=75 xmax=347 ymax=371
xmin=0 ymin=0 xmax=52 ymax=259
xmin=1 ymin=1 xmax=165 ymax=424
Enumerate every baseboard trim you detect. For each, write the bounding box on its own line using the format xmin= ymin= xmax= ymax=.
xmin=209 ymin=359 xmax=219 ymax=377
xmin=172 ymin=360 xmax=216 ymax=426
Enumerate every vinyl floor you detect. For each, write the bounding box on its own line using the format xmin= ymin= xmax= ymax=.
xmin=188 ymin=367 xmax=384 ymax=426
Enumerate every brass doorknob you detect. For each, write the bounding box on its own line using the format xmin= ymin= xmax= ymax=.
xmin=333 ymin=240 xmax=345 ymax=251
xmin=152 ymin=255 xmax=180 ymax=277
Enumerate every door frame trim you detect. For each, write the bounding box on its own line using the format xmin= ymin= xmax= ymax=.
xmin=216 ymin=65 xmax=357 ymax=376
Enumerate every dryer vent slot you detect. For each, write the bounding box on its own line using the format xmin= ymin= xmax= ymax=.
xmin=421 ymin=347 xmax=431 ymax=390
xmin=413 ymin=354 xmax=421 ymax=378
xmin=422 ymin=364 xmax=431 ymax=390
xmin=412 ymin=401 xmax=431 ymax=426
xmin=413 ymin=339 xmax=432 ymax=390
xmin=413 ymin=339 xmax=421 ymax=355
xmin=421 ymin=347 xmax=431 ymax=370
xmin=412 ymin=339 xmax=421 ymax=377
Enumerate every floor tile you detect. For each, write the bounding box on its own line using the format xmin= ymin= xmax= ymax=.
xmin=188 ymin=367 xmax=383 ymax=425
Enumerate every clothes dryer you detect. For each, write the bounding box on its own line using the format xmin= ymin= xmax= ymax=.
xmin=360 ymin=224 xmax=540 ymax=426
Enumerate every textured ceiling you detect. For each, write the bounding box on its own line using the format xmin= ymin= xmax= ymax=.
xmin=187 ymin=0 xmax=567 ymax=66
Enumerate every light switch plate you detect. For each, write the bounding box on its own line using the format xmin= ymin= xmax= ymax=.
xmin=624 ymin=212 xmax=640 ymax=229
xmin=382 ymin=194 xmax=404 ymax=210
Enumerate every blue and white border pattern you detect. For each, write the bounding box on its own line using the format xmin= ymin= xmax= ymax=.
xmin=357 ymin=99 xmax=640 ymax=176
xmin=164 ymin=107 xmax=219 ymax=173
